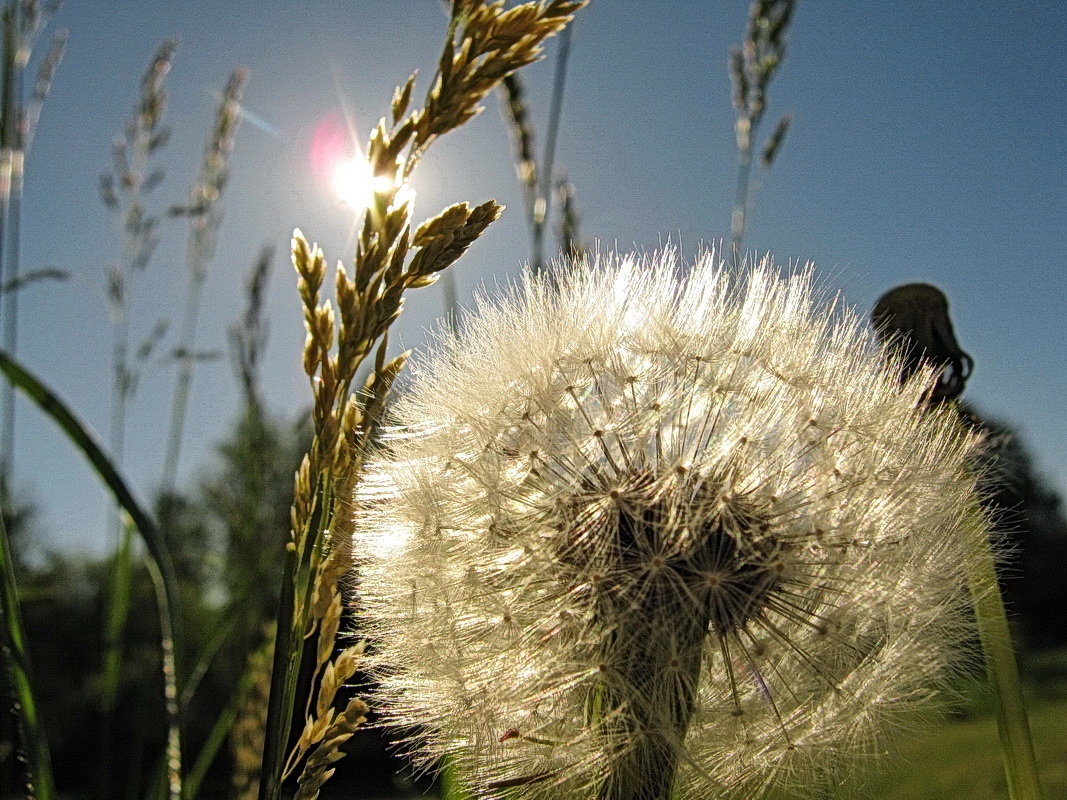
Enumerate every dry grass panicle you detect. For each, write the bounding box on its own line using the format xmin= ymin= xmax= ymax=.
xmin=262 ymin=4 xmax=586 ymax=798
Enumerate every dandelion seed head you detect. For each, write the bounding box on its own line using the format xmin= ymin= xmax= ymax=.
xmin=354 ymin=249 xmax=988 ymax=799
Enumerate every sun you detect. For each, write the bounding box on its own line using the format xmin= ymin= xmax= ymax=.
xmin=331 ymin=155 xmax=395 ymax=210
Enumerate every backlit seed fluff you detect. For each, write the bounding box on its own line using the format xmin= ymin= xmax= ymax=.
xmin=353 ymin=250 xmax=989 ymax=800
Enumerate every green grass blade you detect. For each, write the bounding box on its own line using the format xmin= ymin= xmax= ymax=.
xmin=186 ymin=702 xmax=238 ymax=800
xmin=0 ymin=502 xmax=55 ymax=799
xmin=0 ymin=348 xmax=185 ymax=800
xmin=257 ymin=542 xmax=300 ymax=800
xmin=98 ymin=518 xmax=134 ymax=799
xmin=180 ymin=611 xmax=236 ymax=710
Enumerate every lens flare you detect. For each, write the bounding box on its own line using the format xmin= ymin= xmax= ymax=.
xmin=331 ymin=156 xmax=394 ymax=209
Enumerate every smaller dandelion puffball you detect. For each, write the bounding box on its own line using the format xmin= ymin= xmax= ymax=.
xmin=353 ymin=250 xmax=989 ymax=800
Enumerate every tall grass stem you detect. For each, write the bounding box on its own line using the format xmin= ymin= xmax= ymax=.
xmin=530 ymin=22 xmax=573 ymax=275
xmin=161 ymin=267 xmax=205 ymax=489
xmin=0 ymin=7 xmax=18 ymax=473
xmin=969 ymin=532 xmax=1044 ymax=800
xmin=257 ymin=542 xmax=299 ymax=800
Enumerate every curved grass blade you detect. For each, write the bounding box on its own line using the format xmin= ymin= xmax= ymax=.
xmin=0 ymin=505 xmax=55 ymax=799
xmin=0 ymin=348 xmax=184 ymax=800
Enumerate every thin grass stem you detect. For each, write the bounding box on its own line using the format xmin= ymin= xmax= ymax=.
xmin=0 ymin=6 xmax=18 ymax=474
xmin=161 ymin=264 xmax=206 ymax=489
xmin=258 ymin=543 xmax=300 ymax=800
xmin=968 ymin=531 xmax=1044 ymax=800
xmin=530 ymin=22 xmax=573 ymax=276
xmin=101 ymin=521 xmax=134 ymax=708
xmin=161 ymin=68 xmax=246 ymax=490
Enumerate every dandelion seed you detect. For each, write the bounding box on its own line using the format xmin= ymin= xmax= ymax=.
xmin=354 ymin=250 xmax=989 ymax=799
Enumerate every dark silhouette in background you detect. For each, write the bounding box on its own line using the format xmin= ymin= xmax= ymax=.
xmin=872 ymin=282 xmax=1067 ymax=650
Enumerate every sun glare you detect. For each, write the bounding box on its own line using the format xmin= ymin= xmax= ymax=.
xmin=332 ymin=155 xmax=395 ymax=210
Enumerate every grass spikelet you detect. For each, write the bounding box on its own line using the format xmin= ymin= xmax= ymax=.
xmin=232 ymin=630 xmax=275 ymax=800
xmin=729 ymin=0 xmax=796 ymax=250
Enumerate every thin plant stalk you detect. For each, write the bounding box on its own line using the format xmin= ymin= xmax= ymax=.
xmin=100 ymin=520 xmax=134 ymax=708
xmin=0 ymin=7 xmax=18 ymax=474
xmin=496 ymin=25 xmax=583 ymax=275
xmin=161 ymin=69 xmax=246 ymax=490
xmin=99 ymin=42 xmax=176 ymax=798
xmin=0 ymin=134 xmax=18 ymax=470
xmin=0 ymin=3 xmax=61 ymax=474
xmin=0 ymin=113 xmax=19 ymax=479
xmin=728 ymin=0 xmax=795 ymax=254
xmin=185 ymin=670 xmax=250 ymax=800
xmin=498 ymin=73 xmax=538 ymax=231
xmin=441 ymin=268 xmax=459 ymax=330
xmin=530 ymin=22 xmax=573 ymax=275
xmin=161 ymin=243 xmax=206 ymax=489
xmin=258 ymin=533 xmax=300 ymax=800
xmin=0 ymin=348 xmax=184 ymax=800
xmin=0 ymin=494 xmax=54 ymax=800
xmin=968 ymin=532 xmax=1044 ymax=800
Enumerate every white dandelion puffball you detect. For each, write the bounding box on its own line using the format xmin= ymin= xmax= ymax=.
xmin=354 ymin=250 xmax=988 ymax=800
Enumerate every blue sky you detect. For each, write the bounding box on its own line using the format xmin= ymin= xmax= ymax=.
xmin=11 ymin=0 xmax=1067 ymax=555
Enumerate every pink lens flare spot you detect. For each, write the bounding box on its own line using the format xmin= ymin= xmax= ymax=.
xmin=309 ymin=113 xmax=349 ymax=185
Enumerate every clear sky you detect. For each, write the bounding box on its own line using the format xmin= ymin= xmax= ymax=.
xmin=11 ymin=0 xmax=1067 ymax=555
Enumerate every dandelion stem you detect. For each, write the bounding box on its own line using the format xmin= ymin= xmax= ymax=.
xmin=968 ymin=531 xmax=1043 ymax=800
xmin=597 ymin=608 xmax=705 ymax=800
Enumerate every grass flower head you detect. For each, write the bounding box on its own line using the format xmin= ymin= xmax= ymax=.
xmin=354 ymin=250 xmax=989 ymax=799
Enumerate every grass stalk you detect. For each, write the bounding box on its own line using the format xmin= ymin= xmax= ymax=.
xmin=257 ymin=541 xmax=299 ymax=800
xmin=728 ymin=0 xmax=795 ymax=254
xmin=530 ymin=22 xmax=573 ymax=275
xmin=0 ymin=489 xmax=54 ymax=800
xmin=101 ymin=520 xmax=135 ymax=708
xmin=0 ymin=129 xmax=19 ymax=477
xmin=259 ymin=5 xmax=585 ymax=797
xmin=0 ymin=3 xmax=61 ymax=474
xmin=0 ymin=6 xmax=18 ymax=473
xmin=161 ymin=68 xmax=246 ymax=490
xmin=968 ymin=531 xmax=1044 ymax=800
xmin=99 ymin=42 xmax=176 ymax=796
